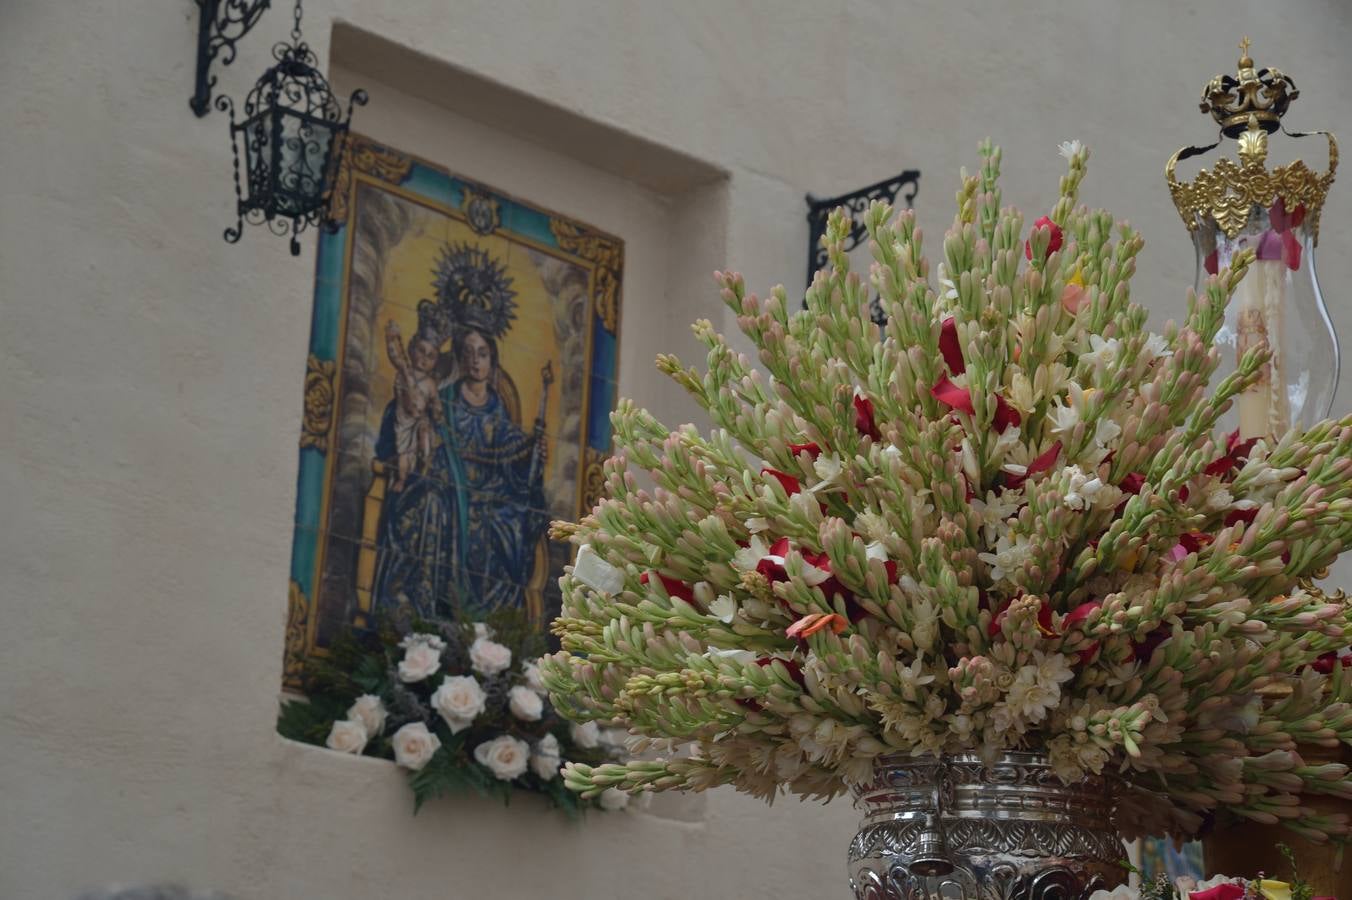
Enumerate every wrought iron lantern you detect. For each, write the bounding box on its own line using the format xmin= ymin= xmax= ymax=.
xmin=1166 ymin=38 xmax=1339 ymax=440
xmin=806 ymin=170 xmax=920 ymax=324
xmin=216 ymin=0 xmax=366 ymax=255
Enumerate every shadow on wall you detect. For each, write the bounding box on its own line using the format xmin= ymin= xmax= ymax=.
xmin=75 ymin=888 xmax=229 ymax=900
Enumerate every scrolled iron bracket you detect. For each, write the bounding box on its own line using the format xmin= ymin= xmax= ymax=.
xmin=190 ymin=0 xmax=272 ymax=117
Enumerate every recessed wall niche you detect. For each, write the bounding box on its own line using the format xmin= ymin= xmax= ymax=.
xmin=280 ymin=22 xmax=729 ymax=824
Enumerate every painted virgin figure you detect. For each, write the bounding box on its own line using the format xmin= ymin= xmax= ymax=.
xmin=372 ymin=244 xmax=551 ymax=622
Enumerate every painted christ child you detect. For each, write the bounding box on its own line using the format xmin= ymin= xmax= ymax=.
xmin=384 ymin=319 xmax=443 ymax=492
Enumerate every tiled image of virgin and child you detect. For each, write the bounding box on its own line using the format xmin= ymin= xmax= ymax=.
xmin=371 ymin=244 xmax=554 ymax=624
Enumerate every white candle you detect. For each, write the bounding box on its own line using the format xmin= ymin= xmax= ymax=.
xmin=1234 ymin=257 xmax=1290 ymax=440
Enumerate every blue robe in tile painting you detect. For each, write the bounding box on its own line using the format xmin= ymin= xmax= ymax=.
xmin=442 ymin=378 xmax=549 ymax=615
xmin=371 ymin=379 xmax=547 ymax=621
xmin=372 ymin=398 xmax=469 ymax=622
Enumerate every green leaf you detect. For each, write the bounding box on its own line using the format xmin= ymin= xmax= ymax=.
xmin=277 ymin=694 xmax=351 ymax=746
xmin=407 ymin=748 xmax=464 ymax=814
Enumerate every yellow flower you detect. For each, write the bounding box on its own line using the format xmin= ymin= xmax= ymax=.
xmin=1061 ymin=265 xmax=1088 ymax=313
xmin=1258 ymin=880 xmax=1291 ymax=900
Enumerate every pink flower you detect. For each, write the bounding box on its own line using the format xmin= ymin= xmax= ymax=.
xmin=1061 ymin=282 xmax=1087 ymax=314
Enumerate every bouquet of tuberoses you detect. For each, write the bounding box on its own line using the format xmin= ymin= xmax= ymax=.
xmin=541 ymin=141 xmax=1352 ymax=841
xmin=278 ymin=611 xmax=631 ymax=814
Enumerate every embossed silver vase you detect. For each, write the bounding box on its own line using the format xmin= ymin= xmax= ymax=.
xmin=848 ymin=752 xmax=1127 ymax=899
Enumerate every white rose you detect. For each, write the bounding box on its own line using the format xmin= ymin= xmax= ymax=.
xmin=431 ymin=675 xmax=487 ymax=733
xmin=473 ymin=623 xmax=493 ymax=640
xmin=599 ymin=788 xmax=630 ymax=811
xmin=508 ymin=685 xmax=544 ymax=721
xmin=391 ymin=722 xmax=441 ymax=771
xmin=325 ymin=719 xmax=368 ymax=754
xmin=531 ymin=733 xmax=561 ymax=781
xmin=469 ymin=637 xmax=512 ymax=676
xmin=346 ymin=694 xmax=387 ymax=738
xmin=522 ymin=659 xmax=548 ymax=694
xmin=1088 ymin=887 xmax=1138 ymax=900
xmin=398 ymin=632 xmax=446 ymax=652
xmin=570 ymin=720 xmax=600 ymax=748
xmin=474 ymin=735 xmax=530 ymax=781
xmin=397 ymin=642 xmax=442 ymax=683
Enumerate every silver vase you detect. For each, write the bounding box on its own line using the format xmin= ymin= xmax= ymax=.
xmin=848 ymin=751 xmax=1127 ymax=899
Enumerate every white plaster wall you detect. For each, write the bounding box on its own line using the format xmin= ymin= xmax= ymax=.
xmin=4 ymin=2 xmax=1352 ymax=898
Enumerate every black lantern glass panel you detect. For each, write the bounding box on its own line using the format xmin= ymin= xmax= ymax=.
xmin=218 ymin=39 xmax=366 ymax=255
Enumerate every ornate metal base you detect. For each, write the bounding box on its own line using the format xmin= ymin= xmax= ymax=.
xmin=848 ymin=752 xmax=1126 ymax=899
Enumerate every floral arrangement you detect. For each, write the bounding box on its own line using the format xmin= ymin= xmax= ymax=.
xmin=541 ymin=141 xmax=1352 ymax=841
xmin=1105 ymin=844 xmax=1334 ymax=900
xmin=278 ymin=611 xmax=632 ymax=814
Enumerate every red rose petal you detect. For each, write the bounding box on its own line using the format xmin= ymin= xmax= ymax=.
xmin=987 ymin=599 xmax=1012 ymax=638
xmin=1063 ymin=601 xmax=1102 ymax=629
xmin=1191 ymin=883 xmax=1246 ymax=900
xmin=940 ymin=317 xmax=966 ymax=375
xmin=993 ymin=395 xmax=1022 ymax=433
xmin=1178 ymin=532 xmax=1213 ymax=554
xmin=1035 ymin=602 xmax=1057 ymax=638
xmin=640 ymin=571 xmax=696 ymax=605
xmin=931 ymin=376 xmax=975 ymax=415
xmin=1206 ymin=431 xmax=1259 ymax=478
xmin=1282 ymin=228 xmax=1302 ymax=270
xmin=1224 ymin=507 xmax=1259 ymax=527
xmin=769 ymin=537 xmax=791 ymax=557
xmin=762 ymin=467 xmax=801 ymax=495
xmin=1269 ymin=197 xmax=1291 ymax=232
xmin=853 ymin=394 xmax=881 ymax=441
xmin=1005 ymin=441 xmax=1062 ymax=489
xmin=988 ymin=599 xmax=1058 ymax=639
xmin=1204 ymin=249 xmax=1218 ymax=276
xmin=1119 ymin=472 xmax=1146 ymax=495
xmin=756 ymin=557 xmax=787 ymax=582
xmin=1128 ymin=626 xmax=1171 ymax=663
xmin=788 ymin=441 xmax=822 ymax=459
xmin=1025 ymin=215 xmax=1063 ymax=261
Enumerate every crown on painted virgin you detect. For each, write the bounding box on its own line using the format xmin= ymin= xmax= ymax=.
xmin=429 ymin=242 xmax=519 ymax=342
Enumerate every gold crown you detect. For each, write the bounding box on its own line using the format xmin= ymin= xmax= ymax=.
xmin=1167 ymin=38 xmax=1337 ymax=244
xmin=1201 ymin=37 xmax=1298 ymax=137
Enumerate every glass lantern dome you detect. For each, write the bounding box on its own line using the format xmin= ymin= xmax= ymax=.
xmin=1166 ymin=40 xmax=1339 ymax=440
